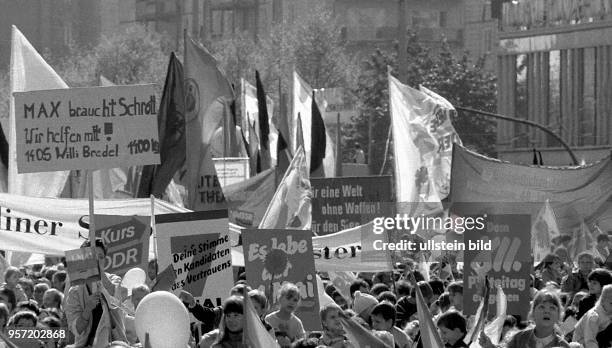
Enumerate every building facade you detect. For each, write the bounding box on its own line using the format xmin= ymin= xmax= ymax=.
xmin=0 ymin=0 xmax=135 ymax=69
xmin=496 ymin=0 xmax=612 ymax=165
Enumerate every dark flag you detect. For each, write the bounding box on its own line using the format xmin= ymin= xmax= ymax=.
xmin=532 ymin=148 xmax=538 ymax=165
xmin=138 ymin=52 xmax=185 ymax=198
xmin=310 ymin=91 xmax=327 ymax=177
xmin=256 ymin=71 xmax=271 ymax=170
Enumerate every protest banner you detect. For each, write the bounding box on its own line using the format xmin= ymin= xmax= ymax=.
xmin=311 ymin=176 xmax=392 ymax=235
xmin=13 ymin=85 xmax=160 ymax=173
xmin=156 ymin=211 xmax=233 ymax=308
xmin=212 ymin=157 xmax=249 ymax=189
xmin=242 ymin=229 xmax=321 ymax=331
xmin=94 ymin=215 xmax=150 ymax=277
xmin=65 ymin=247 xmax=100 ymax=285
xmin=463 ymin=214 xmax=531 ymax=320
xmin=0 ymin=193 xmax=187 ymax=256
xmin=450 ymin=144 xmax=612 ymax=233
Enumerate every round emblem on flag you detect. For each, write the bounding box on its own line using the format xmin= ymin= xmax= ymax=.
xmin=184 ymin=78 xmax=200 ymax=122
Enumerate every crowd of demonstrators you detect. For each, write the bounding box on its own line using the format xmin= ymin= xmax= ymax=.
xmin=1 ymin=237 xmax=612 ymax=348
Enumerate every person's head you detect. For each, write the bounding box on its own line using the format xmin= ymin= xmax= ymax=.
xmin=597 ymin=234 xmax=610 ymax=247
xmin=396 ymin=280 xmax=412 ymax=298
xmin=290 ymin=338 xmax=320 ymax=348
xmin=376 ymin=291 xmax=397 ymax=305
xmin=38 ymin=308 xmax=61 ymax=321
xmin=436 ymin=310 xmax=467 ymax=346
xmin=278 ymin=283 xmax=300 ymax=314
xmin=349 ymin=279 xmax=369 ymax=299
xmin=354 ymin=143 xmax=361 ymax=150
xmin=577 ymin=252 xmax=595 ymax=273
xmin=42 ymin=289 xmax=63 ymax=310
xmin=18 ymin=278 xmax=34 ymax=300
xmin=0 ymin=288 xmax=16 ymax=313
xmin=502 ymin=315 xmax=518 ymax=337
xmin=370 ymin=302 xmax=396 ymax=331
xmin=571 ymin=291 xmax=588 ymax=307
xmin=352 ymin=291 xmax=378 ymax=322
xmin=8 ymin=310 xmax=38 ymax=327
xmin=230 ymin=283 xmax=252 ymax=297
xmin=81 ymin=238 xmax=107 ymax=269
xmin=428 ymin=279 xmax=445 ymax=297
xmin=40 ymin=315 xmax=61 ymax=328
xmin=147 ymin=259 xmax=158 ymax=280
xmin=410 ymin=281 xmax=434 ymax=304
xmin=320 ymin=303 xmax=344 ymax=335
xmin=248 ymin=290 xmax=268 ymax=318
xmin=587 ymin=268 xmax=612 ymax=295
xmin=15 ymin=300 xmax=40 ymax=316
xmin=222 ymin=296 xmax=244 ymax=333
xmin=331 ymin=291 xmax=348 ymax=309
xmin=540 ymin=254 xmax=562 ymax=271
xmin=447 ymin=281 xmax=463 ymax=310
xmin=131 ymin=284 xmax=150 ymax=310
xmin=596 ymin=284 xmax=612 ymax=315
xmin=370 ymin=283 xmax=390 ymax=297
xmin=0 ymin=303 xmax=9 ymax=328
xmin=3 ymin=267 xmax=21 ymax=287
xmin=436 ymin=292 xmax=451 ymax=313
xmin=558 ymin=235 xmax=572 ymax=247
xmin=33 ymin=283 xmax=49 ymax=304
xmin=372 ymin=272 xmax=392 ymax=288
xmin=51 ymin=270 xmax=67 ymax=292
xmin=530 ymin=290 xmax=563 ymax=330
xmin=43 ymin=268 xmax=57 ymax=283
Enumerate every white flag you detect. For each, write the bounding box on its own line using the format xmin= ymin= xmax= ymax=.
xmin=388 ymin=73 xmax=461 ymax=204
xmin=531 ymin=199 xmax=561 ymax=263
xmin=8 ymin=26 xmax=69 ymax=196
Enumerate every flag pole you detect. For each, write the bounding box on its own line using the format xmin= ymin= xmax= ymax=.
xmin=87 ymin=170 xmax=98 ymax=276
xmin=335 ymin=112 xmax=342 ymax=177
xmin=150 ymin=194 xmax=158 ymax=261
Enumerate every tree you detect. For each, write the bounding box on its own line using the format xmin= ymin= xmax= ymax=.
xmin=46 ymin=23 xmax=172 ymax=90
xmin=348 ymin=33 xmax=497 ymax=175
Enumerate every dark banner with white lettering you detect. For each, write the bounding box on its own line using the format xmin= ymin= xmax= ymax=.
xmin=311 ymin=176 xmax=392 ymax=235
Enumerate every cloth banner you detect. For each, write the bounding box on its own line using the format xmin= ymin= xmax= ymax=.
xmin=156 ymin=211 xmax=233 ymax=308
xmin=0 ymin=193 xmax=187 ymax=255
xmin=450 ymin=144 xmax=612 ymax=234
xmin=242 ymin=228 xmax=321 ymax=331
xmin=232 ymin=221 xmax=394 ymax=272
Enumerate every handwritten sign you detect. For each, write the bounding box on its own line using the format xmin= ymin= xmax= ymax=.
xmin=213 ymin=157 xmax=249 ymax=189
xmin=242 ymin=229 xmax=320 ymax=331
xmin=14 ymin=85 xmax=160 ymax=173
xmin=311 ymin=176 xmax=392 ymax=235
xmin=65 ymin=248 xmax=100 ymax=285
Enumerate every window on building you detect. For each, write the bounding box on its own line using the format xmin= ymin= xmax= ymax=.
xmin=515 ymin=54 xmax=529 ymax=148
xmin=548 ymin=50 xmax=561 ymax=146
xmin=439 ymin=11 xmax=447 ymax=27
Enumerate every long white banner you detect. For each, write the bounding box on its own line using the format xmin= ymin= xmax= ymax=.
xmin=0 ymin=193 xmax=188 ymax=255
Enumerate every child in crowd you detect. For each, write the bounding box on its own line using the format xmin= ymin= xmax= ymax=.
xmin=317 ymin=303 xmax=354 ymax=348
xmin=573 ymin=284 xmax=612 ymax=348
xmin=1 ymin=267 xmax=27 ymax=302
xmin=437 ymin=310 xmax=468 ymax=348
xmin=577 ymin=268 xmax=612 ymax=319
xmin=370 ymin=301 xmax=412 ymax=348
xmin=265 ymin=283 xmax=305 ymax=347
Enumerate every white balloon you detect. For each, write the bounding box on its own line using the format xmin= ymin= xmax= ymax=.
xmin=135 ymin=291 xmax=190 ymax=348
xmin=121 ymin=268 xmax=146 ymax=296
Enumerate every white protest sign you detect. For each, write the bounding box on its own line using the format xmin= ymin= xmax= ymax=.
xmin=156 ymin=211 xmax=233 ymax=308
xmin=213 ymin=157 xmax=249 ymax=189
xmin=14 ymin=84 xmax=160 ymax=173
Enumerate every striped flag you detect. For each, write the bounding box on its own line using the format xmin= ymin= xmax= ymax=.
xmin=464 ymin=277 xmax=491 ymax=345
